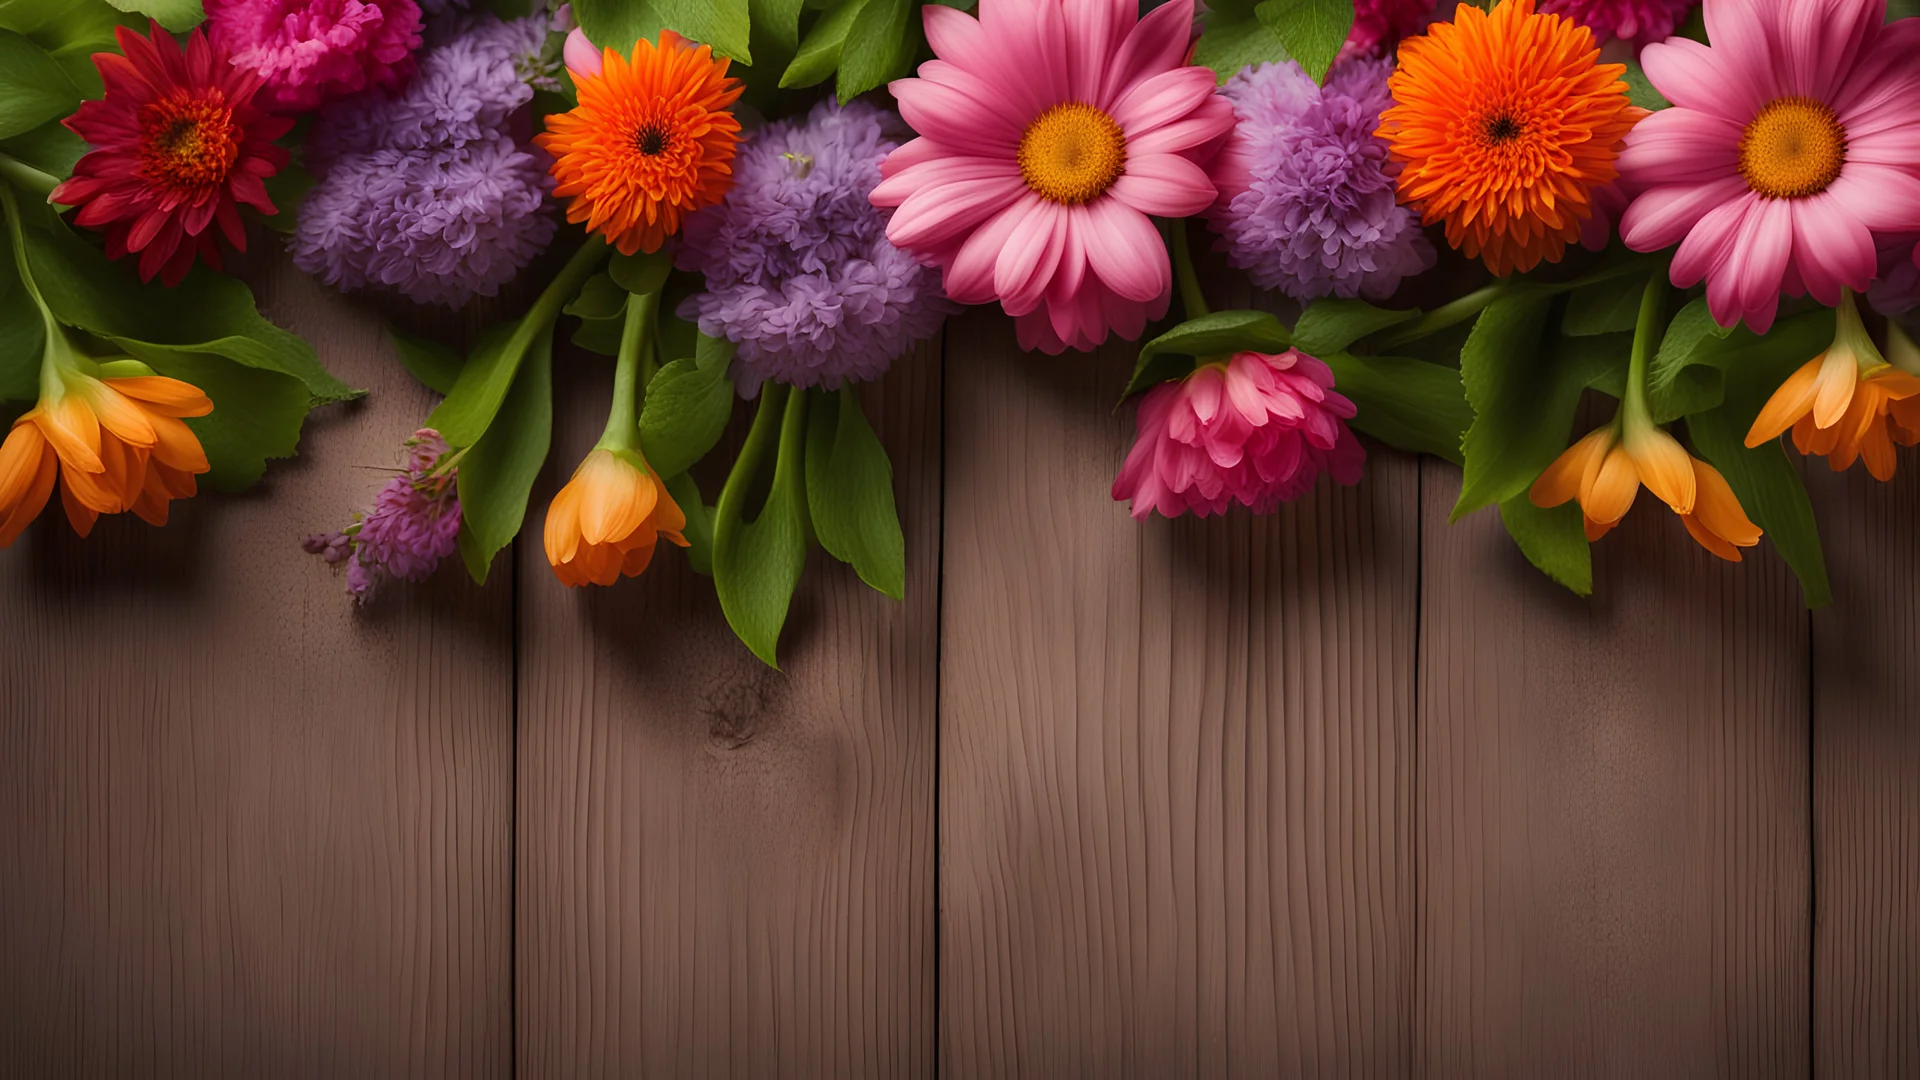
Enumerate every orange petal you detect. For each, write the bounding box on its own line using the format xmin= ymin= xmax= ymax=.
xmin=579 ymin=454 xmax=654 ymax=547
xmin=1584 ymin=443 xmax=1640 ymax=524
xmin=1811 ymin=347 xmax=1858 ymax=429
xmin=1682 ymin=513 xmax=1743 ymax=562
xmin=103 ymin=376 xmax=213 ymax=418
xmin=1628 ymin=426 xmax=1697 ymax=514
xmin=0 ymin=442 xmax=57 ymax=548
xmin=1859 ymin=414 xmax=1898 ymax=482
xmin=1689 ymin=459 xmax=1761 ymax=547
xmin=0 ymin=423 xmax=48 ymax=511
xmin=34 ymin=395 xmax=103 ymax=473
xmin=544 ymin=479 xmax=584 ymax=567
xmin=59 ymin=474 xmax=99 ymax=538
xmin=78 ymin=380 xmax=157 ymax=449
xmin=1530 ymin=428 xmax=1609 ymax=509
xmin=1584 ymin=514 xmax=1617 ymax=542
xmin=1746 ymin=356 xmax=1822 ymax=446
xmin=148 ymin=415 xmax=210 ymax=474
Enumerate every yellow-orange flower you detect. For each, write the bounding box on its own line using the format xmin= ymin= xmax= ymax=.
xmin=1531 ymin=423 xmax=1761 ymax=562
xmin=543 ymin=447 xmax=688 ymax=587
xmin=1746 ymin=295 xmax=1920 ymax=481
xmin=535 ymin=31 xmax=743 ymax=256
xmin=0 ymin=370 xmax=211 ymax=546
xmin=1378 ymin=0 xmax=1640 ymax=276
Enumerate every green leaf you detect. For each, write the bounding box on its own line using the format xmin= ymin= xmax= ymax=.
xmin=1499 ymin=495 xmax=1592 ymax=596
xmin=20 ymin=215 xmax=358 ymax=403
xmin=572 ymin=0 xmax=753 ymax=63
xmin=101 ymin=0 xmax=202 ymax=32
xmin=1124 ymin=309 xmax=1291 ymax=398
xmin=782 ymin=0 xmax=863 ymax=88
xmin=750 ymin=0 xmax=806 ymax=50
xmin=131 ymin=349 xmax=311 ymax=491
xmin=1292 ymin=298 xmax=1419 ymax=357
xmin=0 ymin=30 xmax=80 ymax=140
xmin=259 ymin=161 xmax=314 ymax=234
xmin=1191 ymin=17 xmax=1290 ymax=83
xmin=564 ymin=272 xmax=627 ymax=355
xmin=455 ymin=330 xmax=553 ymax=585
xmin=1454 ymin=292 xmax=1627 ymax=519
xmin=837 ymin=0 xmax=909 ymax=101
xmin=389 ymin=328 xmax=464 ymax=395
xmin=1688 ymin=366 xmax=1832 ymax=609
xmin=1622 ymin=56 xmax=1670 ymax=111
xmin=665 ymin=471 xmax=714 ymax=576
xmin=1562 ymin=272 xmax=1648 ymax=337
xmin=1320 ymin=351 xmax=1471 ymax=464
xmin=804 ymin=386 xmax=903 ymax=599
xmin=0 ymin=218 xmax=39 ymax=401
xmin=1890 ymin=0 xmax=1918 ymax=22
xmin=1255 ymin=0 xmax=1351 ymax=84
xmin=608 ymin=248 xmax=673 ymax=297
xmin=713 ymin=384 xmax=811 ymax=668
xmin=22 ymin=1 xmax=135 ymax=98
xmin=0 ymin=119 xmax=85 ymax=180
xmin=1650 ymin=296 xmax=1736 ymax=391
xmin=639 ymin=332 xmax=734 ymax=478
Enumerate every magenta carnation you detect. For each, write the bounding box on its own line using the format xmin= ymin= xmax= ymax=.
xmin=1112 ymin=350 xmax=1365 ymax=520
xmin=1344 ymin=0 xmax=1435 ymax=58
xmin=207 ymin=0 xmax=423 ymax=113
xmin=1538 ymin=0 xmax=1696 ymax=46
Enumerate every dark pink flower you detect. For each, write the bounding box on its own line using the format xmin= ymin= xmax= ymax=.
xmin=207 ymin=0 xmax=423 ymax=114
xmin=1112 ymin=349 xmax=1365 ymax=520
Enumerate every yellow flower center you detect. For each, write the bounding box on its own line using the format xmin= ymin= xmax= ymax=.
xmin=1739 ymin=97 xmax=1846 ymax=199
xmin=1018 ymin=102 xmax=1126 ymax=205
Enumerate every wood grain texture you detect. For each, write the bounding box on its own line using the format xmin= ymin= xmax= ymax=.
xmin=514 ymin=339 xmax=940 ymax=1077
xmin=1810 ymin=462 xmax=1920 ymax=1077
xmin=0 ymin=252 xmax=514 ymax=1077
xmin=939 ymin=309 xmax=1419 ymax=1076
xmin=1415 ymin=458 xmax=1810 ymax=1078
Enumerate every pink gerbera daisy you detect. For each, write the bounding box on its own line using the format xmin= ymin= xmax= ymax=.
xmin=1616 ymin=0 xmax=1920 ymax=333
xmin=869 ymin=0 xmax=1236 ymax=354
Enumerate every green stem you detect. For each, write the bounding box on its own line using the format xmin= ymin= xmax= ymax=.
xmin=718 ymin=383 xmax=789 ymax=523
xmin=513 ymin=234 xmax=608 ymax=365
xmin=0 ymin=153 xmax=58 ymax=199
xmin=1 ymin=183 xmax=72 ymax=401
xmin=600 ymin=289 xmax=658 ymax=449
xmin=1373 ymin=284 xmax=1507 ymax=350
xmin=1171 ymin=218 xmax=1208 ymax=320
xmin=1622 ymin=273 xmax=1665 ymax=430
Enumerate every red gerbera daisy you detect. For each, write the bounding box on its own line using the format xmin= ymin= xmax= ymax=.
xmin=51 ymin=22 xmax=292 ymax=286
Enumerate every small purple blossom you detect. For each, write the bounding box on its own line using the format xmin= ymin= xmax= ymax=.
xmin=294 ymin=14 xmax=558 ymax=308
xmin=1205 ymin=57 xmax=1435 ymax=304
xmin=307 ymin=429 xmax=462 ymax=601
xmin=675 ymin=98 xmax=957 ymax=397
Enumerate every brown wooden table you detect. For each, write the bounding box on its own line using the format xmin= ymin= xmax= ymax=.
xmin=1 ymin=252 xmax=1914 ymax=1077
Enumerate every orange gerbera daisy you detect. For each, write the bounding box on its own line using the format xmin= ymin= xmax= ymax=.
xmin=1532 ymin=422 xmax=1761 ymax=562
xmin=1 ymin=365 xmax=212 ymax=546
xmin=1745 ymin=291 xmax=1920 ymax=481
xmin=535 ymin=31 xmax=743 ymax=256
xmin=543 ymin=448 xmax=689 ymax=587
xmin=1378 ymin=0 xmax=1640 ymax=276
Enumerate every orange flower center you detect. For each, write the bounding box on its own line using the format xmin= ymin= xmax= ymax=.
xmin=1018 ymin=103 xmax=1126 ymax=205
xmin=1739 ymin=96 xmax=1846 ymax=199
xmin=136 ymin=91 xmax=240 ymax=194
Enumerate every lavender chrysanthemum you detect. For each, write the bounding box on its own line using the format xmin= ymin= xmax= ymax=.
xmin=293 ymin=14 xmax=557 ymax=307
xmin=675 ymin=98 xmax=956 ymax=396
xmin=1206 ymin=58 xmax=1435 ymax=303
xmin=305 ymin=429 xmax=461 ymax=601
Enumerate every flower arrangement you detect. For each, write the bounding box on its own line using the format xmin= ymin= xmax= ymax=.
xmin=3 ymin=0 xmax=1917 ymax=659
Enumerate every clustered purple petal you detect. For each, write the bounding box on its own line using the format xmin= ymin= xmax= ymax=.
xmin=304 ymin=429 xmax=461 ymax=601
xmin=675 ymin=98 xmax=957 ymax=397
xmin=292 ymin=14 xmax=558 ymax=308
xmin=1206 ymin=57 xmax=1435 ymax=304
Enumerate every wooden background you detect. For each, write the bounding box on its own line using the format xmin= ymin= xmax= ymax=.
xmin=1 ymin=251 xmax=1915 ymax=1077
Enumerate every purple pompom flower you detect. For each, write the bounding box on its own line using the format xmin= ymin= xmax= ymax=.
xmin=293 ymin=14 xmax=559 ymax=307
xmin=305 ymin=429 xmax=462 ymax=601
xmin=675 ymin=98 xmax=956 ymax=397
xmin=1205 ymin=57 xmax=1435 ymax=304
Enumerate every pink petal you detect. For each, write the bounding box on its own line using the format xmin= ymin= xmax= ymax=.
xmin=1101 ymin=0 xmax=1194 ymax=111
xmin=1734 ymin=199 xmax=1795 ymax=333
xmin=564 ymin=28 xmax=602 ymax=78
xmin=887 ymin=176 xmax=1028 ymax=250
xmin=996 ymin=202 xmax=1067 ymax=316
xmin=1109 ymin=153 xmax=1216 ymax=218
xmin=1109 ymin=66 xmax=1219 ymax=139
xmin=878 ymin=136 xmax=950 ymax=182
xmin=1826 ymin=164 xmax=1920 ymax=232
xmin=1671 ymin=191 xmax=1755 ymax=289
xmin=945 ymin=194 xmax=1045 ymax=305
xmin=974 ymin=0 xmax=1069 ymax=115
xmin=870 ymin=155 xmax=1021 ymax=207
xmin=1616 ymin=108 xmax=1742 ymax=186
xmin=1130 ymin=106 xmax=1241 ymax=157
xmin=1620 ymin=176 xmax=1751 ymax=252
xmin=891 ymin=78 xmax=1022 ymax=155
xmin=1064 ymin=0 xmax=1131 ymax=106
xmin=1787 ymin=194 xmax=1876 ymax=306
xmin=1081 ymin=198 xmax=1169 ymax=303
xmin=915 ymin=60 xmax=1039 ymax=138
xmin=1639 ymin=38 xmax=1762 ymax=123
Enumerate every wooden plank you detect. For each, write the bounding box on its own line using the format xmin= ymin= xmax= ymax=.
xmin=1811 ymin=462 xmax=1920 ymax=1076
xmin=939 ymin=309 xmax=1419 ymax=1075
xmin=1415 ymin=459 xmax=1809 ymax=1077
xmin=0 ymin=253 xmax=514 ymax=1076
xmin=515 ymin=340 xmax=941 ymax=1076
